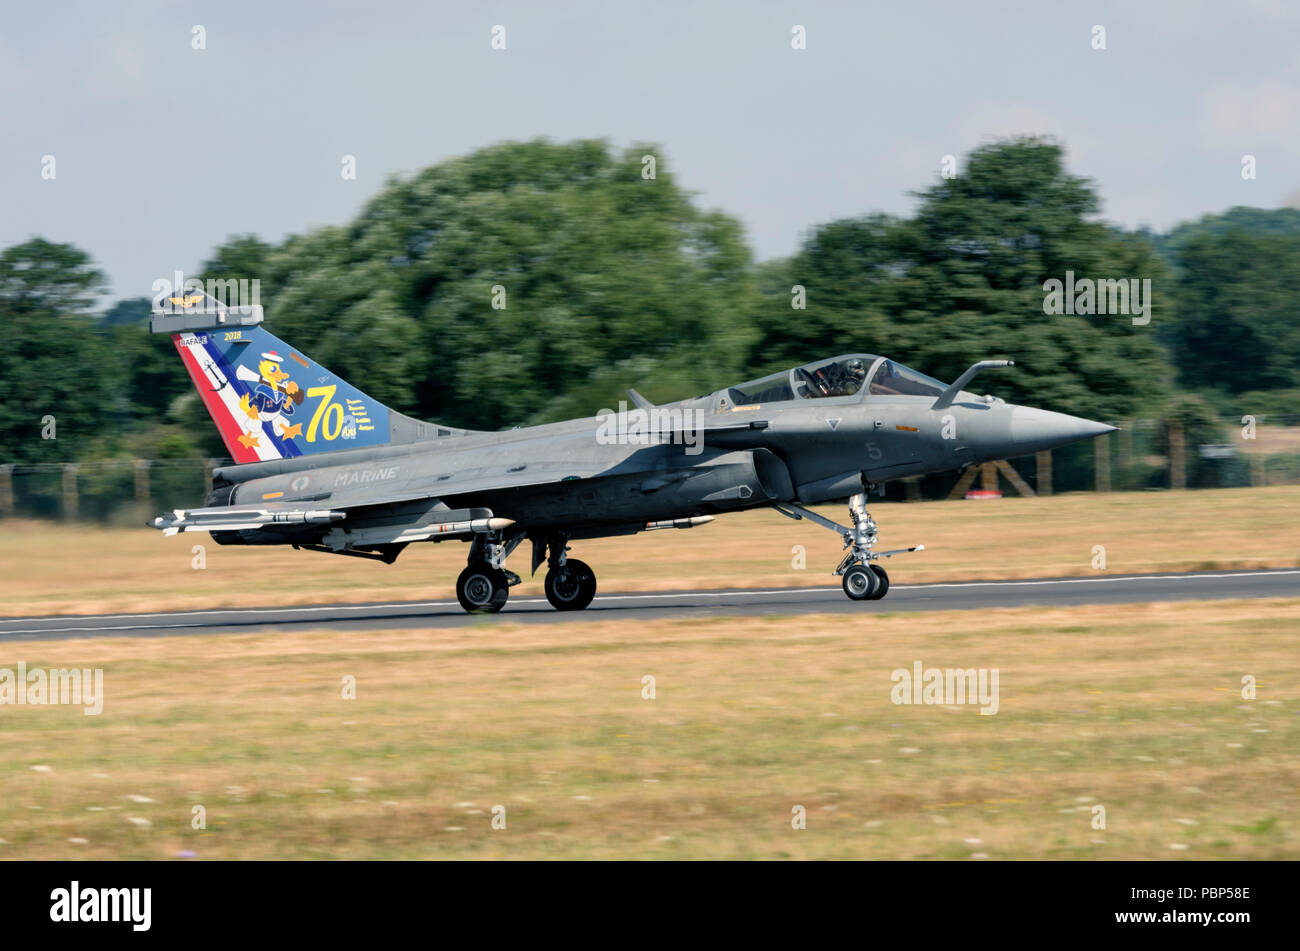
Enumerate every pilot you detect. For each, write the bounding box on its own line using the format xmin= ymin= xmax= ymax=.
xmin=845 ymin=358 xmax=866 ymax=392
xmin=820 ymin=358 xmax=867 ymax=396
xmin=811 ymin=361 xmax=863 ymax=397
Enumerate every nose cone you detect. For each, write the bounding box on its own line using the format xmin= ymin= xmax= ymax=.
xmin=1008 ymin=406 xmax=1116 ymax=455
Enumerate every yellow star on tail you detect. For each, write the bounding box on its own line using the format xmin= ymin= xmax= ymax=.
xmin=280 ymin=422 xmax=303 ymax=439
xmin=237 ymin=432 xmax=261 ymax=449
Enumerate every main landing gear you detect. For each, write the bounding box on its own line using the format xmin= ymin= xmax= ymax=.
xmin=455 ymin=562 xmax=511 ymax=613
xmin=773 ymin=490 xmax=923 ymax=602
xmin=541 ymin=541 xmax=597 ymax=612
xmin=455 ymin=531 xmax=523 ymax=614
xmin=454 ymin=530 xmax=598 ymax=614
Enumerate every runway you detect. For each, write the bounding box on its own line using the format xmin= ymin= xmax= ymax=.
xmin=1 ymin=568 xmax=1296 ymax=641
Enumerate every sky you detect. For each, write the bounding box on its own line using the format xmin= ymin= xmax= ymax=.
xmin=4 ymin=0 xmax=1299 ymax=301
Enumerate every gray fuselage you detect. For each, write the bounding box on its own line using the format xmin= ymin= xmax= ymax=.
xmin=204 ymin=353 xmax=1111 ymax=549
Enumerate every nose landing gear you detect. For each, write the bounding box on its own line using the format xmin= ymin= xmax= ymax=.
xmin=773 ymin=489 xmax=922 ymax=602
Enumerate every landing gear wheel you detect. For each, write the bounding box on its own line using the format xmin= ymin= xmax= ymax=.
xmin=842 ymin=563 xmax=880 ymax=601
xmin=774 ymin=490 xmax=921 ymax=601
xmin=867 ymin=564 xmax=889 ymax=600
xmin=544 ymin=558 xmax=597 ymax=611
xmin=457 ymin=563 xmax=509 ymax=614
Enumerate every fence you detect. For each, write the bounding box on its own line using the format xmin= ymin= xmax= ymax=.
xmin=893 ymin=415 xmax=1300 ymax=502
xmin=1 ymin=418 xmax=1298 ymax=522
xmin=0 ymin=459 xmax=222 ymax=524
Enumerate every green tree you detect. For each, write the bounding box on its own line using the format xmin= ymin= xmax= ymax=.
xmin=0 ymin=240 xmax=118 ymax=463
xmin=750 ymin=138 xmax=1175 ymax=421
xmin=1157 ymin=206 xmax=1300 ymax=265
xmin=101 ymin=297 xmax=196 ymax=425
xmin=198 ymin=234 xmax=279 ymax=306
xmin=260 ymin=139 xmax=758 ymax=429
xmin=102 ymin=296 xmax=151 ymax=327
xmin=1164 ymin=230 xmax=1300 ymax=395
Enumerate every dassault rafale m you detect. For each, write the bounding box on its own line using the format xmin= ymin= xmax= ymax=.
xmin=149 ymin=294 xmax=1115 ymax=612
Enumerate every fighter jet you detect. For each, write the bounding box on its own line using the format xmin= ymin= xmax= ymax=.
xmin=149 ymin=295 xmax=1115 ymax=611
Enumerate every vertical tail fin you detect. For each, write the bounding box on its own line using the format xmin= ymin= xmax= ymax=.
xmin=152 ymin=292 xmax=393 ymax=463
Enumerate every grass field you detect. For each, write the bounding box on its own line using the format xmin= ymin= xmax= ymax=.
xmin=1 ymin=598 xmax=1297 ymax=859
xmin=1 ymin=486 xmax=1298 ymax=617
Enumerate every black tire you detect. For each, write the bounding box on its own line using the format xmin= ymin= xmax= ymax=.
xmin=457 ymin=563 xmax=509 ymax=614
xmin=842 ymin=563 xmax=879 ymax=601
xmin=544 ymin=558 xmax=597 ymax=611
xmin=867 ymin=564 xmax=890 ymax=600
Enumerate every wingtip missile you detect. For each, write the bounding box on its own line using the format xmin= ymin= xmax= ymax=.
xmin=150 ymin=507 xmax=346 ymax=533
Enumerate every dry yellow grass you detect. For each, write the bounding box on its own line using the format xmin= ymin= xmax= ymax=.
xmin=1 ymin=486 xmax=1297 ymax=617
xmin=0 ymin=598 xmax=1297 ymax=859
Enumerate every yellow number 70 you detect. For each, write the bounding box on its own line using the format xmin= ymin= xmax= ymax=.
xmin=306 ymin=385 xmax=344 ymax=443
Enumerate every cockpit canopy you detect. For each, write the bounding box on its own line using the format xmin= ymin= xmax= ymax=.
xmin=727 ymin=354 xmax=948 ymax=406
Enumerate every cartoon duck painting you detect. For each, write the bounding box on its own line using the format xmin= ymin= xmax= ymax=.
xmin=236 ymin=351 xmax=305 ymax=449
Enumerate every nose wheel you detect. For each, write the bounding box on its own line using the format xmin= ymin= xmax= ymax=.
xmin=773 ymin=489 xmax=920 ymax=602
xmin=842 ymin=564 xmax=876 ymax=599
xmin=842 ymin=563 xmax=890 ymax=600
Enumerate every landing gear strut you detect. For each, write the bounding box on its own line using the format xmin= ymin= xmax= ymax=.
xmin=455 ymin=530 xmax=523 ymax=614
xmin=773 ymin=489 xmax=922 ymax=602
xmin=454 ymin=530 xmax=600 ymax=615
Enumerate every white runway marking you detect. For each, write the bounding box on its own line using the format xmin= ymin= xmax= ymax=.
xmin=0 ymin=569 xmax=1295 ymax=635
xmin=902 ymin=569 xmax=1300 ymax=590
xmin=0 ymin=622 xmax=208 ymax=635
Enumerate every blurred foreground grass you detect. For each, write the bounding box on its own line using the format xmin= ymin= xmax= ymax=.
xmin=1 ymin=597 xmax=1297 ymax=859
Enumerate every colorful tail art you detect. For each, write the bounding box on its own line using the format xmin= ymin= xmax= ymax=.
xmin=167 ymin=315 xmax=391 ymax=464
